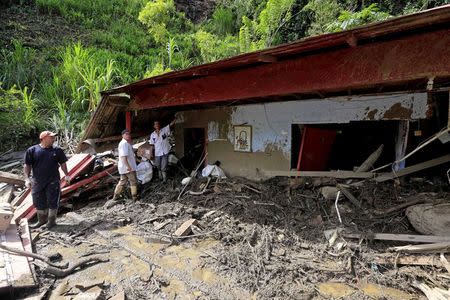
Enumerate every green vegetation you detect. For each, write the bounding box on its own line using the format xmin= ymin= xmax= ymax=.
xmin=1 ymin=0 xmax=449 ymax=151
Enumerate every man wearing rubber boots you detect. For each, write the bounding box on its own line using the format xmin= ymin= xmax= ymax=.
xmin=111 ymin=129 xmax=138 ymax=203
xmin=149 ymin=119 xmax=175 ymax=183
xmin=24 ymin=131 xmax=70 ymax=229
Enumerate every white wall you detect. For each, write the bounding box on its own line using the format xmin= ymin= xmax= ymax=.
xmin=204 ymin=93 xmax=428 ymax=157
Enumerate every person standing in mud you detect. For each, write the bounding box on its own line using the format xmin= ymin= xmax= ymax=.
xmin=149 ymin=119 xmax=176 ymax=182
xmin=110 ymin=129 xmax=138 ymax=203
xmin=24 ymin=131 xmax=70 ymax=229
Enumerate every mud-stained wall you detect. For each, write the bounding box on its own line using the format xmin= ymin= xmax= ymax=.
xmin=174 ymin=93 xmax=428 ymax=180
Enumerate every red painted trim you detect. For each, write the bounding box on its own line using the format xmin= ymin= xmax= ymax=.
xmin=130 ymin=29 xmax=450 ymax=110
xmin=126 ymin=111 xmax=132 ymax=132
xmin=61 ymin=165 xmax=117 ymax=196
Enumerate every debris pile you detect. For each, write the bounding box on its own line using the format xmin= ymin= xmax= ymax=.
xmin=0 ymin=148 xmax=449 ymax=299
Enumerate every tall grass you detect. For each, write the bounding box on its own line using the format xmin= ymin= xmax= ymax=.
xmin=0 ymin=40 xmax=39 ymax=88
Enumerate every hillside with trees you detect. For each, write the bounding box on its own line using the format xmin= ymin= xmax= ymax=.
xmin=1 ymin=0 xmax=449 ymax=151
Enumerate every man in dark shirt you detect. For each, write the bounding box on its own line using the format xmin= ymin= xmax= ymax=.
xmin=24 ymin=131 xmax=70 ymax=229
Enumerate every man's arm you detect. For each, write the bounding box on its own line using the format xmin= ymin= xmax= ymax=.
xmin=60 ymin=162 xmax=69 ymax=176
xmin=60 ymin=162 xmax=71 ymax=184
xmin=23 ymin=164 xmax=33 ymax=188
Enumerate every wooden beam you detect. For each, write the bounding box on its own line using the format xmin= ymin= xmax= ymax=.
xmin=0 ymin=185 xmax=14 ymax=203
xmin=257 ymin=54 xmax=277 ymax=63
xmin=0 ymin=171 xmax=24 ymax=186
xmin=375 ymin=154 xmax=450 ymax=182
xmin=390 ymin=242 xmax=450 ymax=253
xmin=263 ymin=170 xmax=379 ymax=179
xmin=343 ymin=233 xmax=450 ymax=243
xmin=0 ymin=161 xmax=22 ymax=171
xmin=368 ymin=254 xmax=446 ymax=267
xmin=107 ymin=95 xmax=130 ymax=107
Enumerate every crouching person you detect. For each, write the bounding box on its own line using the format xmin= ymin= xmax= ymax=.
xmin=24 ymin=131 xmax=70 ymax=229
xmin=110 ymin=129 xmax=138 ymax=204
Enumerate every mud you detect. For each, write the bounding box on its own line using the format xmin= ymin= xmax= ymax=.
xmin=15 ymin=174 xmax=450 ymax=299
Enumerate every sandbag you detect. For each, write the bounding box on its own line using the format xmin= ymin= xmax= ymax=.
xmin=201 ymin=165 xmax=226 ymax=178
xmin=406 ymin=203 xmax=450 ymax=236
xmin=136 ymin=161 xmax=153 ymax=184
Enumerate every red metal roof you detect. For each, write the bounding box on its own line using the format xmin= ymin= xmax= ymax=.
xmin=104 ymin=4 xmax=450 ymax=98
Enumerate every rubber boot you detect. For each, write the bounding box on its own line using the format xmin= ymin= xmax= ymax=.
xmin=162 ymin=171 xmax=167 ymax=183
xmin=46 ymin=209 xmax=58 ymax=229
xmin=30 ymin=209 xmax=48 ymax=229
xmin=112 ymin=184 xmax=124 ymax=201
xmin=130 ymin=185 xmax=138 ymax=201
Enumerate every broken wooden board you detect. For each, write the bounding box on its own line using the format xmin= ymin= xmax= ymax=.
xmin=262 ymin=170 xmax=379 ymax=179
xmin=343 ymin=233 xmax=450 ymax=243
xmin=0 ymin=185 xmax=14 ymax=203
xmin=375 ymin=154 xmax=450 ymax=182
xmin=0 ymin=161 xmax=22 ymax=171
xmin=174 ymin=219 xmax=199 ymax=237
xmin=0 ymin=221 xmax=36 ymax=291
xmin=0 ymin=171 xmax=24 ymax=186
xmin=109 ymin=290 xmax=125 ymax=300
xmin=11 ymin=189 xmax=30 ymax=207
xmin=59 ymin=154 xmax=94 ymax=188
xmin=369 ymin=253 xmax=447 ymax=267
xmin=390 ymin=242 xmax=450 ymax=253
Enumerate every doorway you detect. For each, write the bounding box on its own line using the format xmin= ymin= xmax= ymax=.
xmin=182 ymin=128 xmax=206 ymax=170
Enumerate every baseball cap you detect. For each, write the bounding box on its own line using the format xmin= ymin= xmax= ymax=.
xmin=39 ymin=131 xmax=58 ymax=140
xmin=121 ymin=129 xmax=130 ymax=135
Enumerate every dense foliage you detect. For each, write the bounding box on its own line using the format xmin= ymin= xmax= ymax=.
xmin=1 ymin=0 xmax=449 ymax=151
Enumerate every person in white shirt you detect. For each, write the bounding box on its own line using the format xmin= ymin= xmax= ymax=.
xmin=149 ymin=119 xmax=175 ymax=182
xmin=112 ymin=129 xmax=138 ymax=202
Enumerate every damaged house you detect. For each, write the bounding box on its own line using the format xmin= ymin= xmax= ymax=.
xmin=80 ymin=6 xmax=450 ymax=181
xmin=2 ymin=5 xmax=450 ymax=299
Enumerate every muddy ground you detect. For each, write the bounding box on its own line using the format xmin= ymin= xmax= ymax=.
xmin=13 ymin=174 xmax=450 ymax=299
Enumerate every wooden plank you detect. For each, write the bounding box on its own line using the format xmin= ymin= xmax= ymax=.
xmin=0 ymin=185 xmax=14 ymax=203
xmin=375 ymin=154 xmax=450 ymax=182
xmin=11 ymin=189 xmax=30 ymax=207
xmin=0 ymin=161 xmax=21 ymax=171
xmin=13 ymin=193 xmax=34 ymax=223
xmin=0 ymin=222 xmax=36 ymax=291
xmin=0 ymin=171 xmax=24 ymax=186
xmin=390 ymin=242 xmax=450 ymax=253
xmin=174 ymin=219 xmax=199 ymax=237
xmin=369 ymin=254 xmax=445 ymax=267
xmin=344 ymin=233 xmax=450 ymax=243
xmin=263 ymin=170 xmax=379 ymax=179
xmin=18 ymin=219 xmax=37 ymax=283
